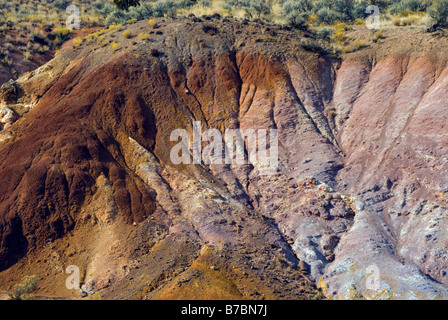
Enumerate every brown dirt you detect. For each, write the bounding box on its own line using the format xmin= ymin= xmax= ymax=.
xmin=2 ymin=16 xmax=448 ymax=300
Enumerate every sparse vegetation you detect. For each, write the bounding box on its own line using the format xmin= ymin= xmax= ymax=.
xmin=390 ymin=0 xmax=429 ymax=15
xmin=1 ymin=0 xmax=448 ymax=38
xmin=373 ymin=28 xmax=384 ymax=41
xmin=6 ymin=275 xmax=38 ymax=300
xmin=138 ymin=32 xmax=150 ymax=40
xmin=225 ymin=0 xmax=273 ymax=19
xmin=1 ymin=0 xmax=448 ymax=83
xmin=73 ymin=37 xmax=83 ymax=47
xmin=123 ymin=29 xmax=133 ymax=38
xmin=1 ymin=0 xmax=448 ymax=306
xmin=428 ymin=0 xmax=448 ymax=27
xmin=88 ymin=292 xmax=102 ymax=300
xmin=282 ymin=0 xmax=313 ymax=29
xmin=114 ymin=0 xmax=141 ymax=11
xmin=333 ymin=25 xmax=347 ymax=44
xmin=111 ymin=40 xmax=120 ymax=51
xmin=101 ymin=39 xmax=111 ymax=46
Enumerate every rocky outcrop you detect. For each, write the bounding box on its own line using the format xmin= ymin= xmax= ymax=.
xmin=0 ymin=17 xmax=448 ymax=300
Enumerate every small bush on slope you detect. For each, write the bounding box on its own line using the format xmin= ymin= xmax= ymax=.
xmin=428 ymin=0 xmax=448 ymax=27
xmin=6 ymin=275 xmax=38 ymax=300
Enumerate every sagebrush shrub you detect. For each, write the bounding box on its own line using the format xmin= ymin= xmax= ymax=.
xmin=113 ymin=0 xmax=141 ymax=11
xmin=199 ymin=0 xmax=212 ymax=7
xmin=106 ymin=9 xmax=128 ymax=25
xmin=111 ymin=41 xmax=120 ymax=51
xmin=7 ymin=275 xmax=38 ymax=300
xmin=226 ymin=0 xmax=272 ymax=19
xmin=283 ymin=0 xmax=313 ymax=28
xmin=93 ymin=2 xmax=115 ymax=18
xmin=428 ymin=0 xmax=448 ymax=27
xmin=390 ymin=0 xmax=429 ymax=15
xmin=334 ymin=0 xmax=355 ymax=21
xmin=127 ymin=3 xmax=154 ymax=20
xmin=316 ymin=26 xmax=333 ymax=40
xmin=123 ymin=29 xmax=133 ymax=38
xmin=317 ymin=6 xmax=339 ymax=24
xmin=154 ymin=0 xmax=182 ymax=17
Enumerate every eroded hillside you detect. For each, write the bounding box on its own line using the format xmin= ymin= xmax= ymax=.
xmin=1 ymin=16 xmax=448 ymax=300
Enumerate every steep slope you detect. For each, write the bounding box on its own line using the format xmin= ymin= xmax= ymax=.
xmin=1 ymin=17 xmax=448 ymax=300
xmin=0 ymin=17 xmax=328 ymax=300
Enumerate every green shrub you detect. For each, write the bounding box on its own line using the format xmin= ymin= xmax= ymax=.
xmin=29 ymin=29 xmax=45 ymax=42
xmin=113 ymin=0 xmax=141 ymax=11
xmin=333 ymin=27 xmax=346 ymax=44
xmin=390 ymin=0 xmax=429 ymax=15
xmin=154 ymin=0 xmax=177 ymax=17
xmin=352 ymin=0 xmax=369 ymax=19
xmin=283 ymin=0 xmax=313 ymax=28
xmin=352 ymin=39 xmax=366 ymax=50
xmin=428 ymin=0 xmax=448 ymax=27
xmin=111 ymin=41 xmax=120 ymax=51
xmin=226 ymin=0 xmax=272 ymax=19
xmin=92 ymin=1 xmax=105 ymax=10
xmin=73 ymin=37 xmax=83 ymax=47
xmin=22 ymin=51 xmax=31 ymax=63
xmin=53 ymin=0 xmax=71 ymax=10
xmin=314 ymin=0 xmax=330 ymax=10
xmin=123 ymin=29 xmax=133 ymax=38
xmin=284 ymin=0 xmax=313 ymax=13
xmin=89 ymin=292 xmax=102 ymax=300
xmin=286 ymin=14 xmax=309 ymax=29
xmin=106 ymin=9 xmax=129 ymax=25
xmin=177 ymin=0 xmax=197 ymax=10
xmin=342 ymin=45 xmax=354 ymax=53
xmin=138 ymin=33 xmax=150 ymax=40
xmin=93 ymin=2 xmax=116 ymax=18
xmin=334 ymin=0 xmax=355 ymax=21
xmin=7 ymin=275 xmax=38 ymax=300
xmin=370 ymin=0 xmax=393 ymax=10
xmin=317 ymin=6 xmax=339 ymax=24
xmin=392 ymin=16 xmax=402 ymax=25
xmin=248 ymin=0 xmax=273 ymax=18
xmin=53 ymin=26 xmax=71 ymax=41
xmin=16 ymin=9 xmax=30 ymax=20
xmin=221 ymin=2 xmax=232 ymax=11
xmin=199 ymin=0 xmax=212 ymax=7
xmin=354 ymin=18 xmax=365 ymax=25
xmin=399 ymin=15 xmax=420 ymax=25
xmin=373 ymin=29 xmax=384 ymax=42
xmin=316 ymin=25 xmax=333 ymax=40
xmin=127 ymin=3 xmax=154 ymax=20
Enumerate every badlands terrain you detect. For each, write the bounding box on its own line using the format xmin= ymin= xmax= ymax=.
xmin=1 ymin=13 xmax=448 ymax=300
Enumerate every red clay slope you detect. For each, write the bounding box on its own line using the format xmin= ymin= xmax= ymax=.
xmin=1 ymin=17 xmax=448 ymax=299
